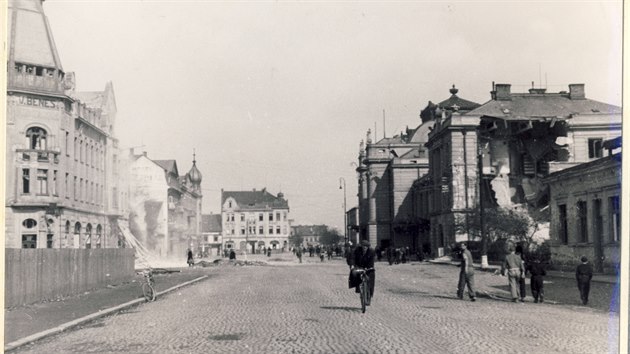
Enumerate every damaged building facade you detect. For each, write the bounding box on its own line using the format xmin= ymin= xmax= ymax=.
xmin=5 ymin=0 xmax=127 ymax=249
xmin=356 ymin=86 xmax=480 ymax=250
xmin=126 ymin=152 xmax=203 ymax=258
xmin=423 ymin=83 xmax=622 ymax=257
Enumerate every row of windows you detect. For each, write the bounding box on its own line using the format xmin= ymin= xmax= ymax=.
xmin=69 ymin=133 xmax=105 ymax=170
xmin=557 ymin=196 xmax=620 ymax=245
xmin=21 ymin=168 xmax=104 ymax=206
xmin=27 ymin=127 xmax=106 ymax=171
xmin=21 ymin=219 xmax=103 ymax=249
xmin=224 ymin=225 xmax=288 ymax=236
xmin=225 ymin=211 xmax=288 ymax=223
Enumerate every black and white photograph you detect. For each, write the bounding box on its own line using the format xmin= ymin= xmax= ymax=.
xmin=3 ymin=0 xmax=627 ymax=353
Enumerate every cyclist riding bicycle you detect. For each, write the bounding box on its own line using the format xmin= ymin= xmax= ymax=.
xmin=348 ymin=240 xmax=376 ymax=304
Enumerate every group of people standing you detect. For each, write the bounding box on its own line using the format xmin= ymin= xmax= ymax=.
xmin=456 ymin=241 xmax=594 ymax=305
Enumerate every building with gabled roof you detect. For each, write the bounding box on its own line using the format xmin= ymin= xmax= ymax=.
xmin=5 ymin=0 xmax=126 ymax=249
xmin=127 ymin=152 xmax=203 ymax=258
xmin=221 ymin=188 xmax=290 ymax=253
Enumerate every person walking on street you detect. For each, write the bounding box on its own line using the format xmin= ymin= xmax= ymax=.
xmin=576 ymin=256 xmax=593 ymax=305
xmin=229 ymin=249 xmax=236 ymax=260
xmin=296 ymin=247 xmax=302 ymax=263
xmin=501 ymin=243 xmax=526 ymax=302
xmin=187 ymin=248 xmax=194 ymax=267
xmin=457 ymin=242 xmax=476 ymax=301
xmin=526 ymin=258 xmax=546 ymax=303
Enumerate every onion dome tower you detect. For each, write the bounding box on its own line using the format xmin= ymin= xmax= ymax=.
xmin=188 ymin=151 xmax=203 ymax=193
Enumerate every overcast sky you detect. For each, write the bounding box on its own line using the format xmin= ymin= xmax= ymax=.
xmin=43 ymin=0 xmax=622 ymax=230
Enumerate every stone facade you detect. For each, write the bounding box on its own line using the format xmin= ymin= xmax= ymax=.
xmin=545 ymin=151 xmax=621 ymax=273
xmin=5 ymin=0 xmax=125 ymax=249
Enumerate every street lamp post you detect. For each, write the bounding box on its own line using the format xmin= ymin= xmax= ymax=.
xmin=478 ymin=140 xmax=489 ymax=269
xmin=339 ymin=177 xmax=347 ymax=244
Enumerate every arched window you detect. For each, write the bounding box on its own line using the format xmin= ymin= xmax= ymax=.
xmin=96 ymin=225 xmax=102 ymax=248
xmin=85 ymin=224 xmax=92 ymax=249
xmin=26 ymin=127 xmax=47 ymax=150
xmin=65 ymin=221 xmax=71 ymax=248
xmin=74 ymin=222 xmax=81 ymax=249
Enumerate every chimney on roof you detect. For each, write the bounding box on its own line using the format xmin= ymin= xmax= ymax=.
xmin=495 ymin=84 xmax=512 ymax=101
xmin=253 ymin=188 xmax=256 ymax=192
xmin=143 ymin=151 xmax=147 ymax=157
xmin=569 ymin=84 xmax=585 ymax=100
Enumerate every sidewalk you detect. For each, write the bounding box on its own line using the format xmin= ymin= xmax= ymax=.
xmin=427 ymin=257 xmax=619 ymax=284
xmin=4 ymin=267 xmax=211 ymax=351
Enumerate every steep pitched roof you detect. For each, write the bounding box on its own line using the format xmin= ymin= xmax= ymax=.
xmin=467 ymin=94 xmax=621 ymax=119
xmin=153 ymin=160 xmax=179 ymax=175
xmin=8 ymin=0 xmax=63 ymax=70
xmin=202 ymin=214 xmax=222 ymax=233
xmin=438 ymin=95 xmax=481 ymax=112
xmin=222 ymin=189 xmax=289 ymax=210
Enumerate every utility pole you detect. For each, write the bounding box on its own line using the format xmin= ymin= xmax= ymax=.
xmin=478 ymin=139 xmax=489 ymax=269
xmin=339 ymin=177 xmax=347 ymax=244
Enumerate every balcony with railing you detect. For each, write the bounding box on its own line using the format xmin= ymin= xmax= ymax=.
xmin=17 ymin=149 xmax=60 ymax=164
xmin=8 ymin=64 xmax=65 ymax=95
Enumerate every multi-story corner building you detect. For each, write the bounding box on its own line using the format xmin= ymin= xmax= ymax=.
xmin=201 ymin=213 xmax=223 ymax=256
xmin=5 ymin=0 xmax=125 ymax=249
xmin=545 ymin=137 xmax=621 ymax=273
xmin=127 ymin=152 xmax=203 ymax=258
xmin=356 ymin=86 xmax=479 ymax=250
xmin=221 ymin=189 xmax=290 ymax=253
xmin=424 ymin=83 xmax=622 ymax=257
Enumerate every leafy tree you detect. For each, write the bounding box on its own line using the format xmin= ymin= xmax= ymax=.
xmin=288 ymin=233 xmax=304 ymax=247
xmin=319 ymin=227 xmax=342 ymax=246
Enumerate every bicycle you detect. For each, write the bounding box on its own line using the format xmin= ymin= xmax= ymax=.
xmin=140 ymin=269 xmax=156 ymax=302
xmin=355 ymin=267 xmax=374 ymax=313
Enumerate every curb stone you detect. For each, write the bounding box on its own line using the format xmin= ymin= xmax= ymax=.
xmin=4 ymin=275 xmax=208 ymax=352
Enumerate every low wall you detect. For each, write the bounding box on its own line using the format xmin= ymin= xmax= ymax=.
xmin=5 ymin=248 xmax=135 ymax=308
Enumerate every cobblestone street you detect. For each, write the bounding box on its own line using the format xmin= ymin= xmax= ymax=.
xmin=13 ymin=255 xmax=619 ymax=354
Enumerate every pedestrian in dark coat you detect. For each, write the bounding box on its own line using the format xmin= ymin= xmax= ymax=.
xmin=387 ymin=248 xmax=394 ymax=265
xmin=576 ymin=256 xmax=593 ymax=305
xmin=267 ymin=247 xmax=271 ymax=257
xmin=187 ymin=249 xmax=194 ymax=267
xmin=229 ymin=249 xmax=236 ymax=260
xmin=296 ymin=247 xmax=302 ymax=263
xmin=526 ymin=258 xmax=546 ymax=303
